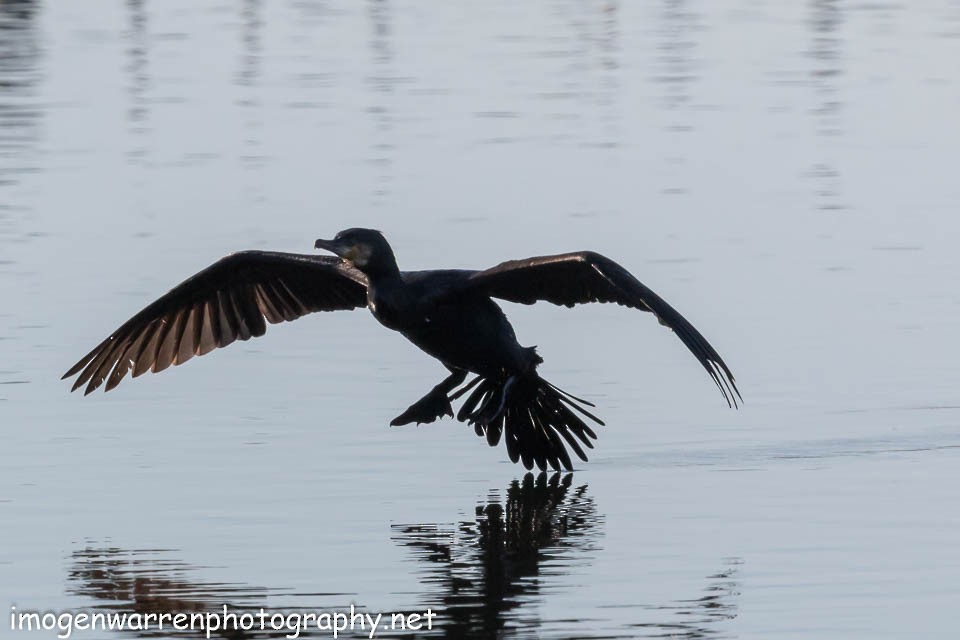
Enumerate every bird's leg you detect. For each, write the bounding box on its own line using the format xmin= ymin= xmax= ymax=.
xmin=390 ymin=368 xmax=468 ymax=426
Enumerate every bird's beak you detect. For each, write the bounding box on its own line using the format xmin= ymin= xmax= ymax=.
xmin=314 ymin=238 xmax=340 ymax=254
xmin=315 ymin=238 xmax=358 ymax=262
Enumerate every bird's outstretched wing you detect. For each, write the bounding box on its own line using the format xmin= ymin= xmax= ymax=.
xmin=63 ymin=251 xmax=368 ymax=395
xmin=454 ymin=251 xmax=741 ymax=407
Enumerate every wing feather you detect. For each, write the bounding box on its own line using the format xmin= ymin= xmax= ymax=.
xmin=64 ymin=251 xmax=368 ymax=394
xmin=460 ymin=251 xmax=741 ymax=407
xmin=197 ymin=301 xmax=219 ymax=356
xmin=153 ymin=308 xmax=184 ymax=374
xmin=132 ymin=321 xmax=163 ymax=378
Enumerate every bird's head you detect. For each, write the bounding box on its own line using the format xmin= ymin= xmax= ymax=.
xmin=315 ymin=228 xmax=398 ymax=277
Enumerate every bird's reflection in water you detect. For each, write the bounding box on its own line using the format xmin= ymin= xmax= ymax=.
xmin=394 ymin=473 xmax=741 ymax=639
xmin=63 ymin=476 xmax=600 ymax=640
xmin=392 ymin=472 xmax=603 ymax=637
xmin=66 ymin=479 xmax=738 ymax=639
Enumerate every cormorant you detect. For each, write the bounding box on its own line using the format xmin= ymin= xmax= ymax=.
xmin=63 ymin=228 xmax=740 ymax=470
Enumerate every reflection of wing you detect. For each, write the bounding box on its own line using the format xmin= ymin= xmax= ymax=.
xmin=67 ymin=545 xmax=269 ymax=616
xmin=453 ymin=251 xmax=741 ymax=407
xmin=63 ymin=251 xmax=368 ymax=394
xmin=66 ymin=543 xmax=361 ymax=640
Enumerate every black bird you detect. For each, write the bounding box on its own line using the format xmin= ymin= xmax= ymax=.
xmin=63 ymin=228 xmax=740 ymax=470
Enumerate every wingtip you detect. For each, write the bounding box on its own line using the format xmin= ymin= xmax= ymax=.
xmin=732 ymin=387 xmax=744 ymax=409
xmin=62 ymin=362 xmax=85 ymax=380
xmin=707 ymin=359 xmax=741 ymax=410
xmin=83 ymin=377 xmax=105 ymax=396
xmin=727 ymin=375 xmax=743 ymax=410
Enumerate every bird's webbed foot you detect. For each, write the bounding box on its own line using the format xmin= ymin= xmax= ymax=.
xmin=390 ymin=387 xmax=454 ymax=426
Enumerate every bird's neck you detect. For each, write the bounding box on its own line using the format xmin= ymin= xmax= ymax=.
xmin=364 ymin=262 xmax=402 ymax=288
xmin=362 ymin=245 xmax=402 ymax=284
xmin=365 ymin=267 xmax=405 ymax=323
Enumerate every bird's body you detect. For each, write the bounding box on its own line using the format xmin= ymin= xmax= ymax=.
xmin=64 ymin=228 xmax=740 ymax=470
xmin=372 ymin=270 xmax=533 ymax=377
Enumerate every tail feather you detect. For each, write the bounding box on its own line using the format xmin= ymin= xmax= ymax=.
xmin=543 ymin=399 xmax=594 ymax=458
xmin=541 ymin=415 xmax=573 ymax=470
xmin=485 ymin=416 xmax=503 ymax=447
xmin=540 ymin=391 xmax=598 ymax=443
xmin=452 ymin=373 xmax=601 ymax=471
xmin=457 ymin=377 xmax=495 ymax=422
xmin=543 ymin=379 xmax=595 ymax=407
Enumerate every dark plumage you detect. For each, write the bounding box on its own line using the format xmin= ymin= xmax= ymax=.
xmin=63 ymin=228 xmax=740 ymax=470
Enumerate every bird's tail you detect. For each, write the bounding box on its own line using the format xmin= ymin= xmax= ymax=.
xmin=450 ymin=372 xmax=603 ymax=471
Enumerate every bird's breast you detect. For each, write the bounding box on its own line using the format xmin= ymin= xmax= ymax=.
xmin=367 ymin=289 xmax=411 ymax=332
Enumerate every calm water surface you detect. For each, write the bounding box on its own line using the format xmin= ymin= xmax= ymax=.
xmin=2 ymin=1 xmax=960 ymax=638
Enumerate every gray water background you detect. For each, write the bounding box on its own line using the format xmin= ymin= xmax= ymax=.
xmin=1 ymin=1 xmax=959 ymax=638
